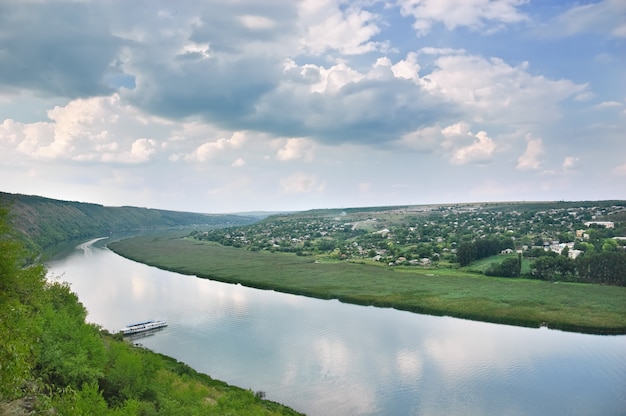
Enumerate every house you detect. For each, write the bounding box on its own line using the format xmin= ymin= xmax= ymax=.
xmin=584 ymin=221 xmax=614 ymax=228
xmin=500 ymin=248 xmax=513 ymax=254
xmin=395 ymin=257 xmax=407 ymax=265
xmin=568 ymin=249 xmax=583 ymax=260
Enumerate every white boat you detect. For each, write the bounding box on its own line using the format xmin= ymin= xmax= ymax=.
xmin=120 ymin=319 xmax=167 ymax=335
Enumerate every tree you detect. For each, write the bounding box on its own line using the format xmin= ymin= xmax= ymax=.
xmin=576 ymin=252 xmax=626 ymax=286
xmin=36 ymin=283 xmax=106 ymax=389
xmin=457 ymin=242 xmax=476 ymax=266
xmin=575 ymin=242 xmax=595 ymax=254
xmin=317 ymin=239 xmax=336 ymax=251
xmin=0 ymin=207 xmax=46 ymax=398
xmin=485 ymin=257 xmax=520 ymax=277
xmin=530 ymin=256 xmax=556 ymax=280
xmin=602 ymin=239 xmax=618 ymax=252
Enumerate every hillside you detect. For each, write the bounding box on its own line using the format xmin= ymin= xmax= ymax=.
xmin=0 ymin=209 xmax=301 ymax=415
xmin=0 ymin=192 xmax=258 ymax=255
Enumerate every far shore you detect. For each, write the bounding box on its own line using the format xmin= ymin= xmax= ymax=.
xmin=108 ymin=234 xmax=626 ymax=336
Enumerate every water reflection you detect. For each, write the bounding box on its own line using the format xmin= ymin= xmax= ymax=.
xmin=47 ymin=239 xmax=626 ymax=416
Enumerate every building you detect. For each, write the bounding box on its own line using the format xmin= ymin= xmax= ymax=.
xmin=584 ymin=221 xmax=614 ymax=228
xmin=568 ymin=249 xmax=583 ymax=260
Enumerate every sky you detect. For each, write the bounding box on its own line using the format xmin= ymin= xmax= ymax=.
xmin=0 ymin=0 xmax=625 ymax=213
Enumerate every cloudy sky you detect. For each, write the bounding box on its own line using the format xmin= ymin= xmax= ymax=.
xmin=1 ymin=0 xmax=624 ymax=213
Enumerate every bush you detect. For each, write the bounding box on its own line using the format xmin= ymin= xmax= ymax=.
xmin=485 ymin=257 xmax=520 ymax=278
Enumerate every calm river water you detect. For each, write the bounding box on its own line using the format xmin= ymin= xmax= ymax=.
xmin=46 ymin=238 xmax=626 ymax=416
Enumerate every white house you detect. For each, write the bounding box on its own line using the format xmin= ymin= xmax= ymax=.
xmin=568 ymin=249 xmax=583 ymax=260
xmin=584 ymin=221 xmax=614 ymax=228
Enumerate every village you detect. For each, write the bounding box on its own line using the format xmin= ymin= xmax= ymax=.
xmin=192 ymin=201 xmax=626 ymax=270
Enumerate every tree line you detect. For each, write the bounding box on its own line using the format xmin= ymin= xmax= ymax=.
xmin=456 ymin=237 xmax=515 ymax=267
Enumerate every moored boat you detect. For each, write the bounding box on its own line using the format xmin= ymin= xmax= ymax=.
xmin=120 ymin=319 xmax=167 ymax=335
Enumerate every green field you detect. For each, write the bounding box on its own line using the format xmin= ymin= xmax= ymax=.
xmin=465 ymin=253 xmax=532 ymax=275
xmin=109 ymin=234 xmax=626 ymax=335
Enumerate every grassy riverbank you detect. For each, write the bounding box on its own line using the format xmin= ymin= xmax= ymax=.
xmin=109 ymin=234 xmax=626 ymax=335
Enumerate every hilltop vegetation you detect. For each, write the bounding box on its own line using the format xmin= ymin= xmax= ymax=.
xmin=0 ymin=192 xmax=258 ymax=257
xmin=0 ymin=207 xmax=301 ymax=415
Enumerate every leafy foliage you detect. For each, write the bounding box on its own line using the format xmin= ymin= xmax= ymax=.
xmin=485 ymin=255 xmax=521 ymax=278
xmin=457 ymin=237 xmax=514 ymax=267
xmin=36 ymin=283 xmax=107 ymax=390
xmin=576 ymin=252 xmax=626 ymax=286
xmin=0 ymin=207 xmax=46 ymax=398
xmin=0 ymin=209 xmax=301 ymax=415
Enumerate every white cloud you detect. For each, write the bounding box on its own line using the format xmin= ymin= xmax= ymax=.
xmin=450 ymin=131 xmax=496 ymax=165
xmin=516 ymin=134 xmax=543 ymax=170
xmin=398 ymin=125 xmax=442 ymax=152
xmin=424 ymin=54 xmax=587 ymax=125
xmin=397 ymin=121 xmax=499 ymax=163
xmin=0 ymin=94 xmax=169 ymax=163
xmin=574 ymin=91 xmax=594 ymax=102
xmin=297 ymin=0 xmax=384 ymax=55
xmin=280 ymin=172 xmax=325 ymax=193
xmin=178 ymin=41 xmax=211 ymax=60
xmin=547 ymin=0 xmax=626 ymax=38
xmin=125 ymin=138 xmax=156 ymax=163
xmin=389 ymin=52 xmax=421 ymax=83
xmin=308 ymin=62 xmax=365 ymax=94
xmin=238 ymin=15 xmax=276 ymax=30
xmin=398 ymin=0 xmax=529 ymax=35
xmin=182 ymin=132 xmax=247 ymax=162
xmin=441 ymin=121 xmax=472 ymax=139
xmin=594 ymin=101 xmax=623 ymax=109
xmin=419 ymin=47 xmax=465 ymax=56
xmin=232 ymin=158 xmax=246 ymax=167
xmin=276 ymin=138 xmax=315 ymax=161
xmin=562 ymin=156 xmax=579 ymax=171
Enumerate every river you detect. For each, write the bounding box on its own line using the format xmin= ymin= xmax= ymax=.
xmin=46 ymin=237 xmax=626 ymax=415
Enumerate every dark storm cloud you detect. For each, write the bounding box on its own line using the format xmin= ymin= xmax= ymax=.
xmin=0 ymin=1 xmax=126 ymax=98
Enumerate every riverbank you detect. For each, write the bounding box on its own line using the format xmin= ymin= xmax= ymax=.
xmin=0 ymin=214 xmax=302 ymax=415
xmin=108 ymin=234 xmax=626 ymax=335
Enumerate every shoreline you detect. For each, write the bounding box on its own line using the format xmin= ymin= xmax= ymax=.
xmin=107 ymin=235 xmax=626 ymax=336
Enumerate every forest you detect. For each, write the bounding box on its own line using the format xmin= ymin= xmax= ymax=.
xmin=0 ymin=191 xmax=257 ymax=258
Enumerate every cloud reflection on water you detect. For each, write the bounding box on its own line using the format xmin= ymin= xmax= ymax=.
xmin=47 ymin=241 xmax=626 ymax=416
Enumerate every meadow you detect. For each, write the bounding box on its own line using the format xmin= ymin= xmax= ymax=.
xmin=109 ymin=234 xmax=626 ymax=335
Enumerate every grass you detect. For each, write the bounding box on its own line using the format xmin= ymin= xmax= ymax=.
xmin=108 ymin=235 xmax=626 ymax=335
xmin=465 ymin=253 xmax=532 ymax=275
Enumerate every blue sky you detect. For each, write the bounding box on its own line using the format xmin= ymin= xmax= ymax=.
xmin=0 ymin=0 xmax=624 ymax=213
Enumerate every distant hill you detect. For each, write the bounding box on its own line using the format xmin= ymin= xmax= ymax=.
xmin=0 ymin=192 xmax=258 ymax=255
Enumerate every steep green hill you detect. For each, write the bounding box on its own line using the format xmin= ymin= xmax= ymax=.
xmin=0 ymin=192 xmax=257 ymax=255
xmin=0 ymin=208 xmax=301 ymax=415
